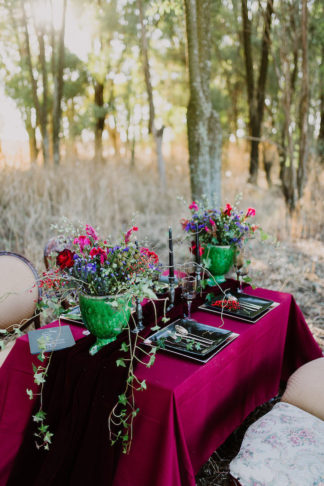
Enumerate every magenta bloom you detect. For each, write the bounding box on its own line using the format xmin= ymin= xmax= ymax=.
xmin=124 ymin=226 xmax=138 ymax=244
xmin=189 ymin=201 xmax=199 ymax=211
xmin=209 ymin=218 xmax=216 ymax=226
xmin=246 ymin=207 xmax=256 ymax=218
xmin=224 ymin=203 xmax=232 ymax=216
xmin=73 ymin=235 xmax=91 ymax=253
xmin=90 ymin=247 xmax=107 ymax=264
xmin=86 ymin=225 xmax=98 ymax=241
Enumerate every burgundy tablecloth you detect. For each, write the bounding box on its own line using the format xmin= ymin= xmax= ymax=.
xmin=0 ymin=286 xmax=322 ymax=486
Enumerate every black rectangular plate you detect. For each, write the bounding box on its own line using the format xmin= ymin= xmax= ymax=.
xmin=200 ymin=291 xmax=275 ymax=323
xmin=145 ymin=319 xmax=238 ymax=362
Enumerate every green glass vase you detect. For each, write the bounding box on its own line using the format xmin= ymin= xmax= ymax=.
xmin=202 ymin=245 xmax=235 ymax=285
xmin=79 ymin=293 xmax=132 ymax=355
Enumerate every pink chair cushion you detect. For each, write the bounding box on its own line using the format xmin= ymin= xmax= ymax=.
xmin=282 ymin=357 xmax=324 ymax=421
xmin=0 ymin=255 xmax=38 ymax=329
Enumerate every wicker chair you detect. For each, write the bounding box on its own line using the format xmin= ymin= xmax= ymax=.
xmin=0 ymin=251 xmax=40 ymax=331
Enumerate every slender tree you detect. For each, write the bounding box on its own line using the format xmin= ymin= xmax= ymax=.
xmin=184 ymin=0 xmax=222 ymax=205
xmin=137 ymin=0 xmax=166 ymax=189
xmin=241 ymin=0 xmax=273 ymax=184
xmin=52 ymin=0 xmax=67 ymax=165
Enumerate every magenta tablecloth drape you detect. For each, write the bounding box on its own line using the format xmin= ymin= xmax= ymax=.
xmin=0 ymin=286 xmax=322 ymax=486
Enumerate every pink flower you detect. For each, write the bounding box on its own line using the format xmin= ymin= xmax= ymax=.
xmin=204 ymin=226 xmax=210 ymax=233
xmin=189 ymin=201 xmax=199 ymax=211
xmin=124 ymin=226 xmax=138 ymax=244
xmin=246 ymin=207 xmax=256 ymax=218
xmin=85 ymin=225 xmax=98 ymax=241
xmin=224 ymin=203 xmax=232 ymax=216
xmin=73 ymin=235 xmax=91 ymax=253
xmin=209 ymin=218 xmax=216 ymax=226
xmin=90 ymin=247 xmax=107 ymax=264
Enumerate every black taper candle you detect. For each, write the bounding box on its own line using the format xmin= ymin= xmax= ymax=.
xmin=168 ymin=227 xmax=175 ymax=279
xmin=195 ymin=223 xmax=200 ymax=265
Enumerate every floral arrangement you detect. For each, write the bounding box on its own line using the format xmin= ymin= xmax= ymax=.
xmin=41 ymin=224 xmax=160 ymax=303
xmin=34 ymin=223 xmax=163 ymax=454
xmin=181 ymin=201 xmax=260 ymax=252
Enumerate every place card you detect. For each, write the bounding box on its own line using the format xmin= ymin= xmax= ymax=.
xmin=28 ymin=325 xmax=76 ymax=354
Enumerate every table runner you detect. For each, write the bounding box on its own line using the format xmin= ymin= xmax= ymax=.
xmin=1 ymin=285 xmax=322 ymax=486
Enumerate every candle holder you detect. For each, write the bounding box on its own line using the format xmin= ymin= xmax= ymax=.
xmin=166 ymin=279 xmax=176 ymax=311
xmin=132 ymin=297 xmax=145 ymax=333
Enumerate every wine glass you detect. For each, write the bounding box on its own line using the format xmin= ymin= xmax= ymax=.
xmin=178 ymin=262 xmax=198 ymax=322
xmin=233 ymin=249 xmax=248 ymax=293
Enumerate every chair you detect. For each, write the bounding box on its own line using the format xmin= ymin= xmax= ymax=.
xmin=0 ymin=251 xmax=40 ymax=331
xmin=230 ymin=357 xmax=324 ymax=485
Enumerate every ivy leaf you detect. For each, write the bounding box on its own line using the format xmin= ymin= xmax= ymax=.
xmin=116 ymin=359 xmax=126 ymax=368
xmin=26 ymin=388 xmax=34 ymax=400
xmin=151 ymin=325 xmax=161 ymax=331
xmin=161 ymin=317 xmax=170 ymax=323
xmin=44 ymin=431 xmax=54 ymax=443
xmin=120 ymin=342 xmax=129 ymax=352
xmin=141 ymin=380 xmax=147 ymax=390
xmin=118 ymin=394 xmax=127 ymax=406
xmin=37 ymin=352 xmax=45 ymax=363
xmin=33 ymin=410 xmax=46 ymax=422
xmin=34 ymin=372 xmax=46 ymax=385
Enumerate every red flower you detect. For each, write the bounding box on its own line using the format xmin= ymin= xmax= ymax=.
xmin=90 ymin=247 xmax=107 ymax=264
xmin=180 ymin=218 xmax=189 ymax=230
xmin=190 ymin=241 xmax=205 ymax=256
xmin=224 ymin=203 xmax=232 ymax=216
xmin=56 ymin=249 xmax=75 ymax=270
xmin=246 ymin=207 xmax=256 ymax=218
xmin=189 ymin=201 xmax=199 ymax=211
xmin=140 ymin=247 xmax=159 ymax=264
xmin=251 ymin=224 xmax=258 ymax=232
xmin=125 ymin=226 xmax=138 ymax=244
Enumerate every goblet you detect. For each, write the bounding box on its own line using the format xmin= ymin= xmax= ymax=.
xmin=178 ymin=262 xmax=199 ymax=322
xmin=233 ymin=249 xmax=248 ymax=293
xmin=181 ymin=276 xmax=197 ymax=322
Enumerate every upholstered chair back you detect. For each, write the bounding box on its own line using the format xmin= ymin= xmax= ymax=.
xmin=0 ymin=252 xmax=40 ymax=330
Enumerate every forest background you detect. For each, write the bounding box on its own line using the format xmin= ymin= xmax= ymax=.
xmin=0 ymin=0 xmax=323 ymax=341
xmin=0 ymin=1 xmax=323 ymax=482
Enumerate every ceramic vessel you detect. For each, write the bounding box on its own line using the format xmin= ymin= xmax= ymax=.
xmin=202 ymin=245 xmax=235 ymax=284
xmin=79 ymin=293 xmax=132 ymax=355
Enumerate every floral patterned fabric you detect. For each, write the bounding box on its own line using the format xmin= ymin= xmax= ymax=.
xmin=230 ymin=402 xmax=324 ymax=486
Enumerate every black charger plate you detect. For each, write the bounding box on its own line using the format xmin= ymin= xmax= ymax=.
xmin=145 ymin=318 xmax=238 ymax=362
xmin=200 ymin=291 xmax=275 ymax=323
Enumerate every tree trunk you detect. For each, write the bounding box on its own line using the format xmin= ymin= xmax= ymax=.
xmin=52 ymin=0 xmax=67 ymax=166
xmin=318 ymin=48 xmax=324 ymax=162
xmin=184 ymin=0 xmax=222 ymax=206
xmin=137 ymin=0 xmax=166 ymax=189
xmin=36 ymin=22 xmax=50 ymax=165
xmin=94 ymin=80 xmax=106 ymax=163
xmin=20 ymin=0 xmax=49 ymax=164
xmin=241 ymin=0 xmax=273 ymax=184
xmin=26 ymin=119 xmax=38 ymax=164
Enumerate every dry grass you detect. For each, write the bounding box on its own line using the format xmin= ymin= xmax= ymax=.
xmin=1 ymin=142 xmax=323 ymax=485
